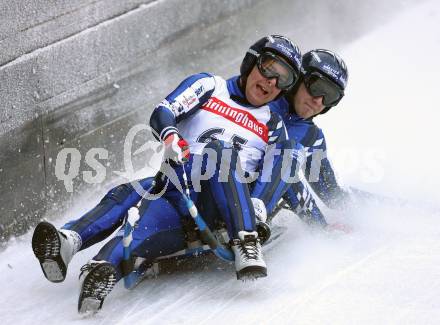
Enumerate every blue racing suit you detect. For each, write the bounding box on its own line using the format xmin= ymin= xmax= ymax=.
xmin=62 ymin=74 xmax=303 ymax=280
xmin=268 ymin=97 xmax=349 ymax=225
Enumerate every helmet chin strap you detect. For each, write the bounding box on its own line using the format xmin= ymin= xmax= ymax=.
xmin=318 ymin=106 xmax=332 ymax=115
xmin=238 ymin=76 xmax=247 ymax=94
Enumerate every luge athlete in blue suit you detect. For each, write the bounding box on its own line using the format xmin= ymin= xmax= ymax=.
xmin=268 ymin=49 xmax=350 ymax=228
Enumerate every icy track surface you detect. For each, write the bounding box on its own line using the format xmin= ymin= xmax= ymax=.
xmin=2 ymin=1 xmax=440 ymax=324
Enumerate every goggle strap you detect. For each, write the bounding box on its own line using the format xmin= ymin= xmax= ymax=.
xmin=248 ymin=48 xmax=259 ymax=57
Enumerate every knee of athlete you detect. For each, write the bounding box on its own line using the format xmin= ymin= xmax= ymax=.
xmin=265 ymin=139 xmax=298 ymax=170
xmin=204 ymin=139 xmax=236 ymax=154
xmin=105 ymin=184 xmax=134 ymax=204
xmin=202 ymin=140 xmax=240 ymax=176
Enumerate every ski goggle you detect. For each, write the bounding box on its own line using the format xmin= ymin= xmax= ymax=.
xmin=256 ymin=52 xmax=298 ymax=90
xmin=304 ymin=72 xmax=344 ymax=106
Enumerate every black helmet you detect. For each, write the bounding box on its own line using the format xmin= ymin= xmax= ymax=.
xmin=301 ymin=49 xmax=348 ymax=113
xmin=240 ymin=35 xmax=302 ymax=90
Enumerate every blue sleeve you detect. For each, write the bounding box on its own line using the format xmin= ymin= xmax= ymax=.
xmin=304 ymin=131 xmax=349 ymax=208
xmin=282 ymin=185 xmax=328 ymax=226
xmin=149 ymin=73 xmax=216 ymax=141
xmin=251 ymin=138 xmax=308 ymax=216
xmin=267 ymin=111 xmax=288 ymax=145
xmin=250 ymin=136 xmax=328 ymax=227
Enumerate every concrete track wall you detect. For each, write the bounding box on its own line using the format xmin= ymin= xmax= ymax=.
xmin=0 ymin=0 xmax=419 ymax=241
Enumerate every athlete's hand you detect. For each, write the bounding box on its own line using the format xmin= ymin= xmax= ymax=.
xmin=251 ymin=197 xmax=267 ymax=223
xmin=163 ymin=133 xmax=190 ymax=164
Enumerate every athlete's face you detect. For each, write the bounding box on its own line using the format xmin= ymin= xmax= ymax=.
xmin=293 ymin=82 xmax=326 ymax=119
xmin=245 ymin=65 xmax=282 ymax=107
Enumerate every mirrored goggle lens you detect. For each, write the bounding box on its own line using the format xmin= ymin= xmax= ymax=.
xmin=257 ymin=52 xmax=298 ymax=90
xmin=305 ymin=73 xmax=343 ymax=106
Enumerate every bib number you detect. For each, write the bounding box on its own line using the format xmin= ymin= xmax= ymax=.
xmin=197 ymin=128 xmax=247 ymax=150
